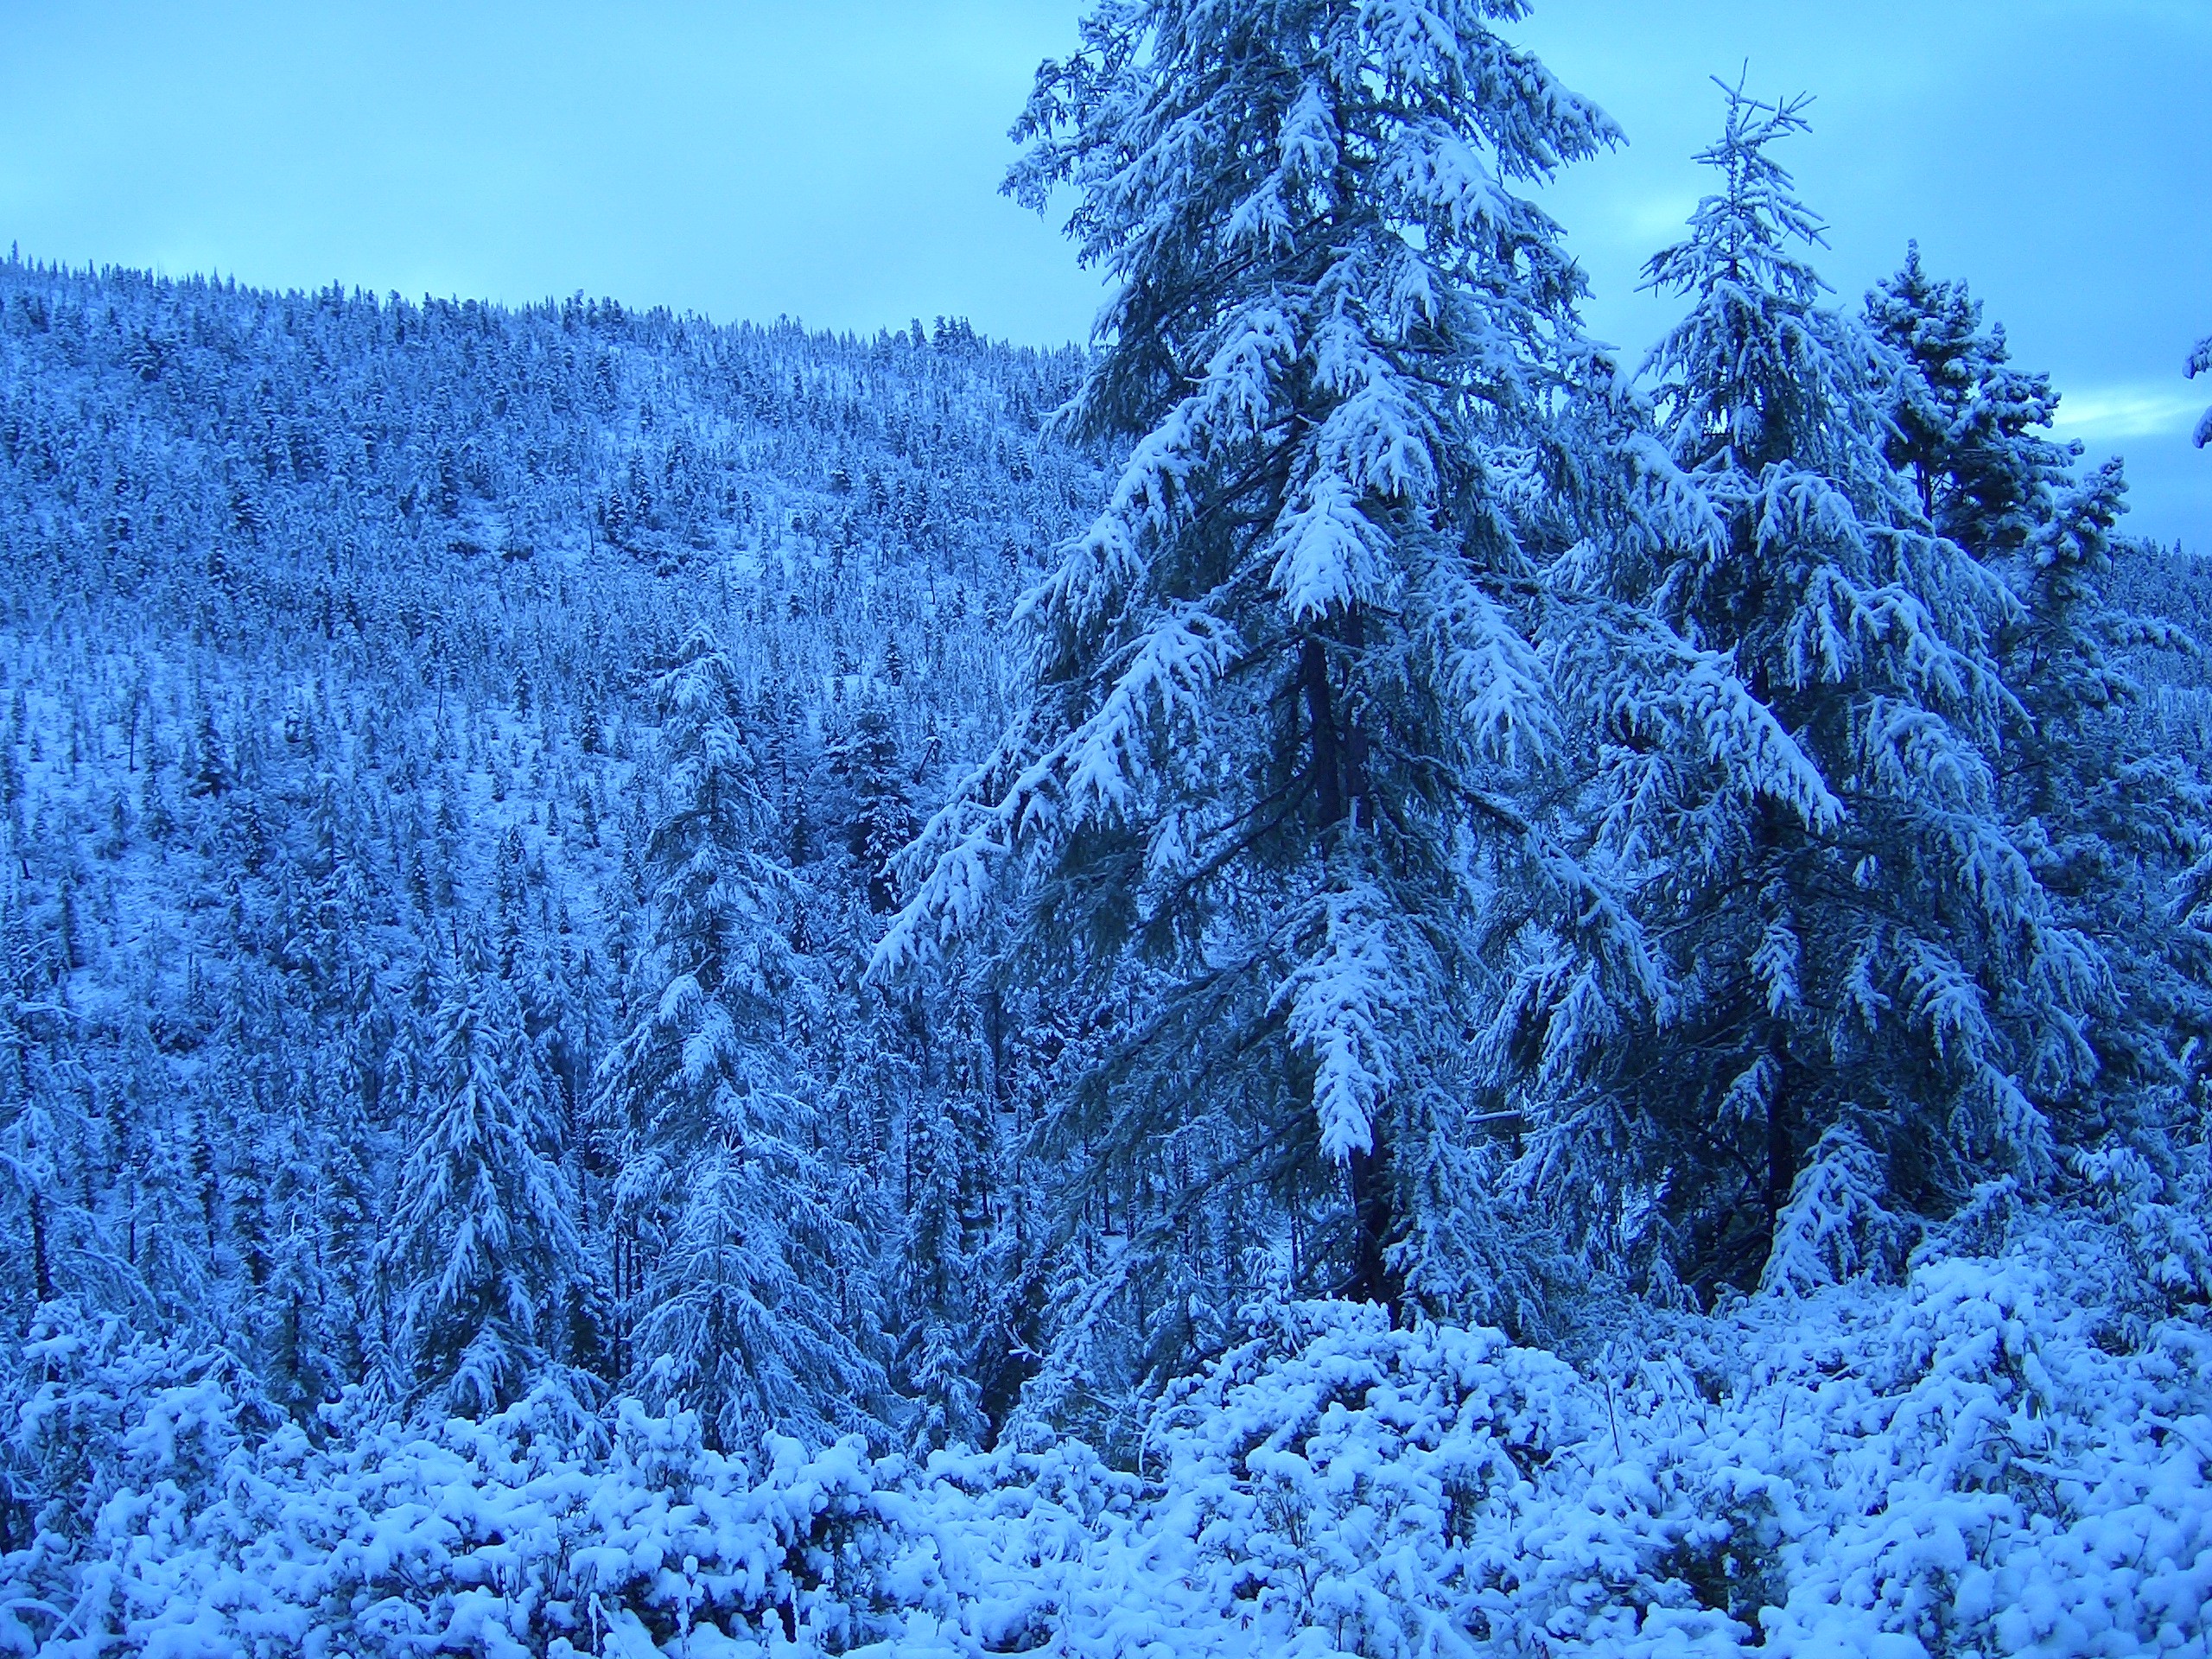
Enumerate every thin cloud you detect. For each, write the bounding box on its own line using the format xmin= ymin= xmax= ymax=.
xmin=2051 ymin=385 xmax=2205 ymax=441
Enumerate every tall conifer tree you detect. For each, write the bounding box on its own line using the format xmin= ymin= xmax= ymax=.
xmin=879 ymin=0 xmax=1650 ymax=1400
xmin=1872 ymin=252 xmax=2212 ymax=1151
xmin=600 ymin=627 xmax=883 ymax=1449
xmin=385 ymin=948 xmax=582 ymax=1418
xmin=1532 ymin=85 xmax=2095 ymax=1294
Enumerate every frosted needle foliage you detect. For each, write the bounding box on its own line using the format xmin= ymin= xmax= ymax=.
xmin=877 ymin=0 xmax=1649 ymax=1379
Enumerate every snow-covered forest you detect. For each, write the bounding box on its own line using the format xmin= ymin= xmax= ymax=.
xmin=3 ymin=3 xmax=2210 ymax=1653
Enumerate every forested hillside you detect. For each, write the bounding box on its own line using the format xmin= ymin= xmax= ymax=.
xmin=0 ymin=260 xmax=1101 ymax=1434
xmin=3 ymin=2 xmax=2209 ymax=1654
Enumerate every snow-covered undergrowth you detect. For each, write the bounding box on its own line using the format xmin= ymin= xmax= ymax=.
xmin=7 ymin=1200 xmax=2208 ymax=1658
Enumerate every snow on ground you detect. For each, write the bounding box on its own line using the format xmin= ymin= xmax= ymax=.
xmin=8 ymin=1192 xmax=2207 ymax=1657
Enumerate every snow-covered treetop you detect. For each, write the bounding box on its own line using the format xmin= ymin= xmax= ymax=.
xmin=880 ymin=0 xmax=1623 ymax=988
xmin=1646 ymin=79 xmax=1825 ymax=299
xmin=1007 ymin=0 xmax=1620 ymax=624
xmin=1630 ymin=77 xmax=2010 ymax=717
xmin=1866 ymin=244 xmax=2075 ymax=557
xmin=1010 ymin=0 xmax=1621 ymax=368
xmin=1641 ymin=79 xmax=1891 ymax=495
xmin=2189 ymin=334 xmax=2212 ymax=449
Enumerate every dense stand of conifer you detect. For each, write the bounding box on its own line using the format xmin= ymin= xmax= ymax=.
xmin=2 ymin=5 xmax=2209 ymax=1652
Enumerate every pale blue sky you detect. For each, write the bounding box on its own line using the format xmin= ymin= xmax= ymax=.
xmin=1 ymin=2 xmax=2206 ymax=541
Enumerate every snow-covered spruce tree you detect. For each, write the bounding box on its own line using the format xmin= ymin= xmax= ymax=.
xmin=2191 ymin=334 xmax=2212 ymax=449
xmin=1531 ymin=86 xmax=2097 ymax=1294
xmin=876 ymin=0 xmax=1632 ymax=1404
xmin=383 ymin=944 xmax=582 ymax=1419
xmin=827 ymin=693 xmax=918 ymax=918
xmin=890 ymin=1090 xmax=982 ymax=1453
xmin=1866 ymin=243 xmax=2075 ymax=563
xmin=598 ymin=626 xmax=884 ymax=1451
xmin=0 ymin=925 xmax=92 ymax=1325
xmin=1871 ymin=253 xmax=2212 ymax=1149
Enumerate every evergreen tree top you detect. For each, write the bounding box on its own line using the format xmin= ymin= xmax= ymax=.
xmin=1008 ymin=0 xmax=1621 ymax=449
xmin=1866 ymin=242 xmax=2074 ymax=555
xmin=2188 ymin=334 xmax=2212 ymax=449
xmin=1640 ymin=79 xmax=1897 ymax=501
xmin=1644 ymin=79 xmax=1825 ymax=307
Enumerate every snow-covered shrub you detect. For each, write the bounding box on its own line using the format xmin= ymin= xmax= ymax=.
xmin=2070 ymin=1142 xmax=2212 ymax=1308
xmin=1761 ymin=1124 xmax=1918 ymax=1298
xmin=1143 ymin=1298 xmax=1751 ymax=1656
xmin=0 ymin=1302 xmax=279 ymax=1652
xmin=1745 ymin=1221 xmax=2212 ymax=1656
xmin=3 ymin=1212 xmax=2205 ymax=1656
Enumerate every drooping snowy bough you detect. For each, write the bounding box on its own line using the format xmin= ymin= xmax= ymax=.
xmin=873 ymin=0 xmax=1688 ymax=1405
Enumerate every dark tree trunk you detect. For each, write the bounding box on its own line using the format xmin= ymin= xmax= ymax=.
xmin=1301 ymin=633 xmax=1343 ymax=828
xmin=29 ymin=1186 xmax=51 ymax=1305
xmin=1342 ymin=609 xmax=1369 ymax=824
xmin=982 ymin=985 xmax=1009 ymax=1109
xmin=1305 ymin=614 xmax=1396 ymax=1306
xmin=1764 ymin=1045 xmax=1795 ymax=1235
xmin=1345 ymin=1137 xmax=1402 ymax=1310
